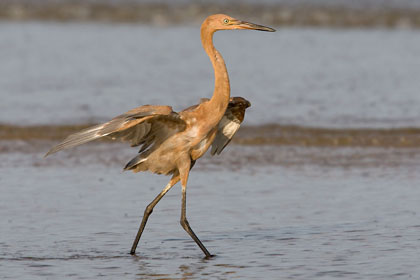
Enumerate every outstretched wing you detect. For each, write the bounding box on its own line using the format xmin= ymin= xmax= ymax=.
xmin=45 ymin=105 xmax=186 ymax=156
xmin=210 ymin=97 xmax=251 ymax=156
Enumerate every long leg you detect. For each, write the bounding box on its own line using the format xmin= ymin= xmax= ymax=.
xmin=179 ymin=163 xmax=212 ymax=258
xmin=130 ymin=174 xmax=180 ymax=255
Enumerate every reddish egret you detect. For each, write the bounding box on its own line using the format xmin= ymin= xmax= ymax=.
xmin=46 ymin=14 xmax=275 ymax=258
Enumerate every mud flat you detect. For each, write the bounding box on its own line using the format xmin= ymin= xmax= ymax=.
xmin=1 ymin=1 xmax=420 ymax=28
xmin=2 ymin=123 xmax=420 ymax=148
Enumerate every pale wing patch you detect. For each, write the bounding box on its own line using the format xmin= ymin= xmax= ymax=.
xmin=221 ymin=118 xmax=240 ymax=137
xmin=210 ymin=116 xmax=241 ymax=155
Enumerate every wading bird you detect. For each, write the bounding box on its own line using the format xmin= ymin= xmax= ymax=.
xmin=46 ymin=14 xmax=275 ymax=258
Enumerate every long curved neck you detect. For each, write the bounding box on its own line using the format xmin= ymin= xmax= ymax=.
xmin=201 ymin=26 xmax=230 ymax=122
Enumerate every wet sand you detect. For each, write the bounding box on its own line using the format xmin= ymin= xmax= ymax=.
xmin=2 ymin=123 xmax=420 ymax=148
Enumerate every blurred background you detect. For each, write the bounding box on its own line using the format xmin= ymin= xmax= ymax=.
xmin=1 ymin=0 xmax=420 ymax=132
xmin=1 ymin=1 xmax=420 ymax=279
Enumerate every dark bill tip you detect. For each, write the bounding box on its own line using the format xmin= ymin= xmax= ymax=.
xmin=239 ymin=21 xmax=276 ymax=32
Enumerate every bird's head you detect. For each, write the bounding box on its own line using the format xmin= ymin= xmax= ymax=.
xmin=203 ymin=14 xmax=275 ymax=32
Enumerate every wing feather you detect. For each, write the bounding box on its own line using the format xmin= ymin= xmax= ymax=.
xmin=210 ymin=97 xmax=250 ymax=156
xmin=210 ymin=116 xmax=241 ymax=155
xmin=45 ymin=105 xmax=185 ymax=156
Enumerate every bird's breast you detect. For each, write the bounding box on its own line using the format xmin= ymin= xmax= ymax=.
xmin=179 ymin=110 xmax=218 ymax=160
xmin=190 ymin=128 xmax=217 ymax=160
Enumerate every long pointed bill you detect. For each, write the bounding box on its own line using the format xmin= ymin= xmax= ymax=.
xmin=237 ymin=21 xmax=276 ymax=32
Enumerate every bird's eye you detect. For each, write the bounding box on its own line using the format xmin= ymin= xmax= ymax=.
xmin=223 ymin=18 xmax=229 ymax=24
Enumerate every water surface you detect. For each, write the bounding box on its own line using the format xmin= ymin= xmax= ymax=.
xmin=1 ymin=142 xmax=420 ymax=279
xmin=1 ymin=23 xmax=420 ymax=128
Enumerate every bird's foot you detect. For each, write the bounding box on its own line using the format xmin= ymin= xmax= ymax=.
xmin=204 ymin=254 xmax=216 ymax=260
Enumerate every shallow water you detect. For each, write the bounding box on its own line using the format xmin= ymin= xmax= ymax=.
xmin=1 ymin=22 xmax=420 ymax=128
xmin=1 ymin=142 xmax=420 ymax=279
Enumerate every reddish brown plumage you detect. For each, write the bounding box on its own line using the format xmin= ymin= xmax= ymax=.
xmin=45 ymin=14 xmax=274 ymax=258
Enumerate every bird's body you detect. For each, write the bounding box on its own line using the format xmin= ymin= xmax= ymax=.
xmin=46 ymin=14 xmax=274 ymax=258
xmin=125 ymin=97 xmax=251 ymax=174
